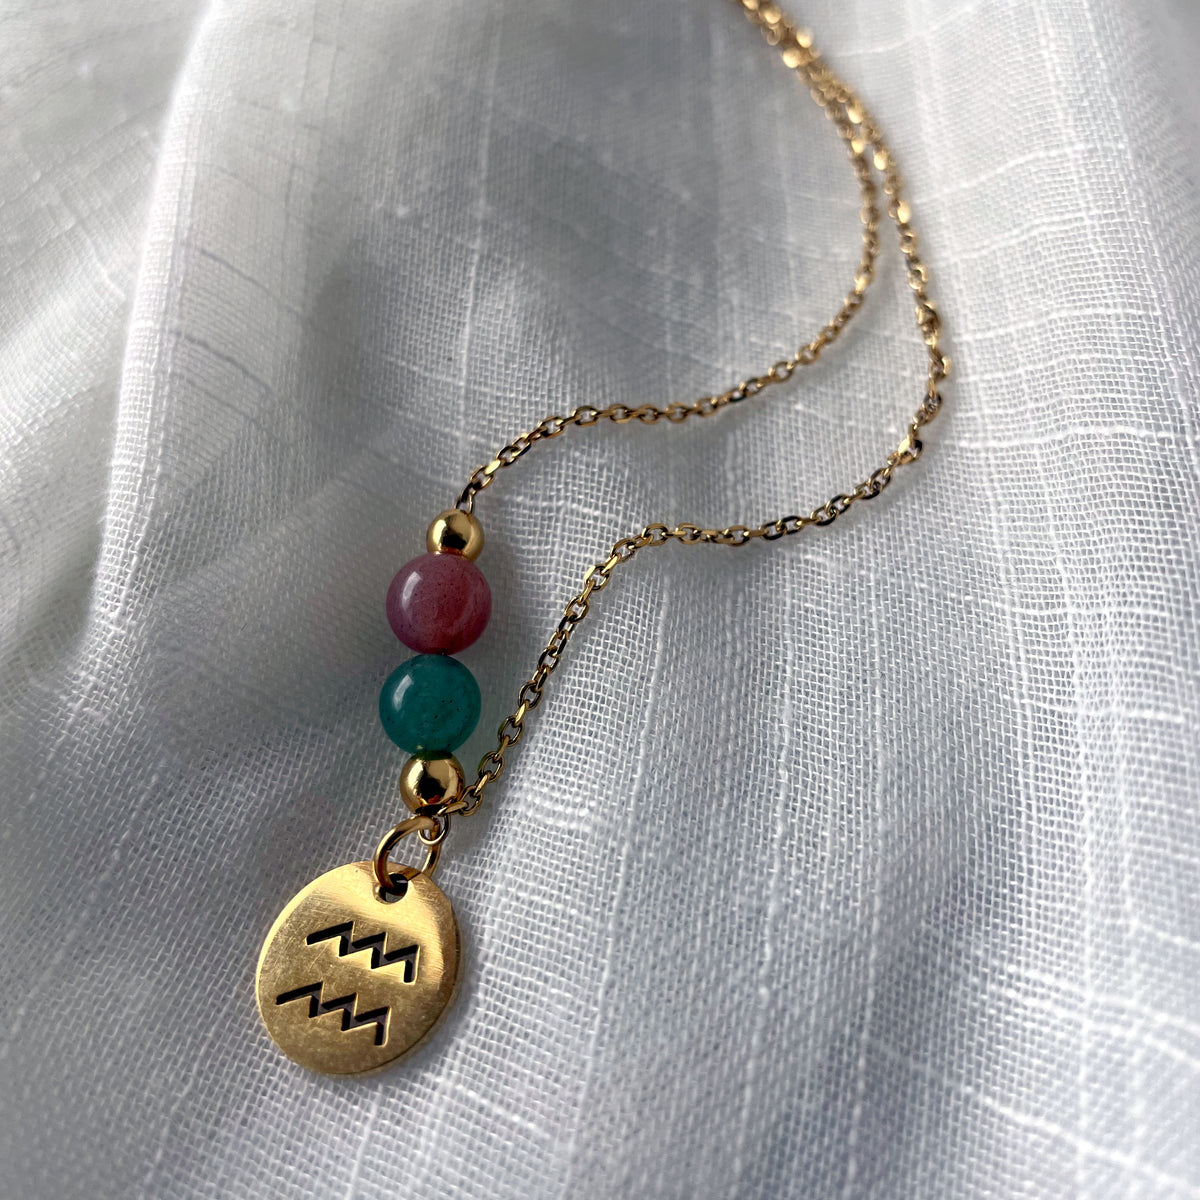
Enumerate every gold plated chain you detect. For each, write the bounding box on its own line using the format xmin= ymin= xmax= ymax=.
xmin=442 ymin=0 xmax=950 ymax=818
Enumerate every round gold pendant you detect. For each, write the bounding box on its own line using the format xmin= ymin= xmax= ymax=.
xmin=256 ymin=861 xmax=460 ymax=1074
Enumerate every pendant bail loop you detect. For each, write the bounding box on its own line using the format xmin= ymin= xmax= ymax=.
xmin=372 ymin=813 xmax=450 ymax=894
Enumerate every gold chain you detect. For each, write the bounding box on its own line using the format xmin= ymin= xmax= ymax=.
xmin=443 ymin=0 xmax=949 ymax=818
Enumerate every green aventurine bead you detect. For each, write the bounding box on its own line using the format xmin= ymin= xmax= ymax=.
xmin=379 ymin=654 xmax=481 ymax=756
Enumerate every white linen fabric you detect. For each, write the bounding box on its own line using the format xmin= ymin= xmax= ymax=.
xmin=2 ymin=0 xmax=1198 ymax=1196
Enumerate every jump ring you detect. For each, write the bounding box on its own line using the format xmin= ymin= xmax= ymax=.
xmin=372 ymin=814 xmax=444 ymax=893
xmin=417 ymin=814 xmax=451 ymax=847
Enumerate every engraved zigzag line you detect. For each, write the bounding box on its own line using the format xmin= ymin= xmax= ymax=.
xmin=275 ymin=981 xmax=389 ymax=1046
xmin=305 ymin=921 xmax=419 ymax=981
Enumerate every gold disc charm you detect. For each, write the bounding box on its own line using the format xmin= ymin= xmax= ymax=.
xmin=256 ymin=861 xmax=460 ymax=1074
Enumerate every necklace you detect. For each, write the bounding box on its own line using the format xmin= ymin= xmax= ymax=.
xmin=255 ymin=0 xmax=949 ymax=1076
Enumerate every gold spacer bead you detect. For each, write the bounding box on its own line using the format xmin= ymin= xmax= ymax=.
xmin=427 ymin=509 xmax=484 ymax=560
xmin=399 ymin=755 xmax=465 ymax=813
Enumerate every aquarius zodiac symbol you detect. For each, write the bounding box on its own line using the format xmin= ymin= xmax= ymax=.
xmin=273 ymin=920 xmax=421 ymax=1046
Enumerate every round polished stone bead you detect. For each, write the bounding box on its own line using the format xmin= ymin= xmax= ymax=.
xmin=386 ymin=552 xmax=491 ymax=655
xmin=379 ymin=654 xmax=481 ymax=756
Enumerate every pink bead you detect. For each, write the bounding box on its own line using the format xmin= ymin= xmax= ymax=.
xmin=386 ymin=552 xmax=491 ymax=655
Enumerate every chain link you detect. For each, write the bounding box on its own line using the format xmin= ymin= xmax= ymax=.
xmin=442 ymin=0 xmax=949 ymax=817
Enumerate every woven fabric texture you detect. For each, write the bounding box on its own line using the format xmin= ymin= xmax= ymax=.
xmin=2 ymin=1 xmax=1198 ymax=1196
